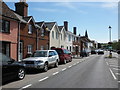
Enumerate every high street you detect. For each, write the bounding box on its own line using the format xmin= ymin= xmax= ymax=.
xmin=2 ymin=52 xmax=119 ymax=89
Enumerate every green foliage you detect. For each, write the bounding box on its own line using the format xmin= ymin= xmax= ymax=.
xmin=111 ymin=41 xmax=120 ymax=50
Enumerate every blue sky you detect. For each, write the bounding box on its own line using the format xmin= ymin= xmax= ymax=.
xmin=6 ymin=1 xmax=118 ymax=43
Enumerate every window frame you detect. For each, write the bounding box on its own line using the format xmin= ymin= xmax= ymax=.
xmin=1 ymin=19 xmax=10 ymax=33
xmin=27 ymin=45 xmax=32 ymax=54
xmin=28 ymin=24 xmax=32 ymax=34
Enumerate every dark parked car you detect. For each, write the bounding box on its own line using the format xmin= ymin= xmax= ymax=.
xmin=91 ymin=50 xmax=97 ymax=54
xmin=80 ymin=50 xmax=89 ymax=57
xmin=0 ymin=53 xmax=25 ymax=84
xmin=98 ymin=50 xmax=104 ymax=55
xmin=53 ymin=48 xmax=72 ymax=64
xmin=117 ymin=50 xmax=120 ymax=54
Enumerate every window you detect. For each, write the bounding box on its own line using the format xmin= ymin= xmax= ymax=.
xmin=27 ymin=45 xmax=32 ymax=54
xmin=69 ymin=34 xmax=71 ymax=41
xmin=1 ymin=42 xmax=10 ymax=57
xmin=28 ymin=24 xmax=32 ymax=34
xmin=49 ymin=51 xmax=54 ymax=56
xmin=41 ymin=46 xmax=44 ymax=50
xmin=52 ymin=31 xmax=54 ymax=39
xmin=70 ymin=46 xmax=71 ymax=51
xmin=56 ymin=32 xmax=58 ymax=39
xmin=61 ymin=34 xmax=62 ymax=40
xmin=41 ymin=28 xmax=44 ymax=36
xmin=1 ymin=20 xmax=10 ymax=33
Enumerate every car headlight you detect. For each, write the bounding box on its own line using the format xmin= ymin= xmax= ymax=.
xmin=35 ymin=61 xmax=43 ymax=64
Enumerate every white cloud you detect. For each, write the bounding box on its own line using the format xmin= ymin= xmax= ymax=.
xmin=54 ymin=2 xmax=87 ymax=14
xmin=33 ymin=8 xmax=66 ymax=13
xmin=101 ymin=2 xmax=118 ymax=8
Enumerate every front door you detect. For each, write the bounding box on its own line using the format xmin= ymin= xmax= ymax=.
xmin=18 ymin=41 xmax=23 ymax=61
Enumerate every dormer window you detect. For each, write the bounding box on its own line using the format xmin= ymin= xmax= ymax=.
xmin=41 ymin=28 xmax=44 ymax=36
xmin=28 ymin=24 xmax=32 ymax=34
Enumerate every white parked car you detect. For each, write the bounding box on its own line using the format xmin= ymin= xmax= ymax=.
xmin=22 ymin=50 xmax=59 ymax=72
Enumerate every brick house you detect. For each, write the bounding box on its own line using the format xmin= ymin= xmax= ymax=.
xmin=0 ymin=2 xmax=19 ymax=60
xmin=36 ymin=21 xmax=50 ymax=50
xmin=72 ymin=27 xmax=81 ymax=56
xmin=14 ymin=2 xmax=38 ymax=60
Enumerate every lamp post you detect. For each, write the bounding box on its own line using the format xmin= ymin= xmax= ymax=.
xmin=108 ymin=26 xmax=112 ymax=58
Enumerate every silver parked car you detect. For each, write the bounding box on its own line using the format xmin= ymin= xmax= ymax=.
xmin=22 ymin=50 xmax=59 ymax=72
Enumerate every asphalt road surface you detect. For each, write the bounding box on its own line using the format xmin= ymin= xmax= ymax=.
xmin=2 ymin=51 xmax=119 ymax=89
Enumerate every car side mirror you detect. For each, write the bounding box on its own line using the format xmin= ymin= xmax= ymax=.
xmin=8 ymin=59 xmax=14 ymax=64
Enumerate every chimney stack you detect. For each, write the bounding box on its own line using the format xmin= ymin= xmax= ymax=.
xmin=15 ymin=0 xmax=28 ymax=17
xmin=73 ymin=27 xmax=77 ymax=35
xmin=64 ymin=21 xmax=68 ymax=31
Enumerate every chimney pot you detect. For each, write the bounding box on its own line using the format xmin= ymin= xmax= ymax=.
xmin=73 ymin=27 xmax=77 ymax=35
xmin=64 ymin=21 xmax=68 ymax=31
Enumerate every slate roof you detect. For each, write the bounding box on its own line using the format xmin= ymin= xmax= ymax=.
xmin=35 ymin=21 xmax=44 ymax=28
xmin=13 ymin=12 xmax=27 ymax=23
xmin=1 ymin=2 xmax=19 ymax=20
xmin=44 ymin=22 xmax=56 ymax=30
xmin=58 ymin=26 xmax=64 ymax=32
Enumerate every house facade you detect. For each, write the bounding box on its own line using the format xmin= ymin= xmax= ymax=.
xmin=0 ymin=2 xmax=19 ymax=60
xmin=45 ymin=22 xmax=60 ymax=49
xmin=58 ymin=26 xmax=66 ymax=48
xmin=36 ymin=21 xmax=50 ymax=50
xmin=14 ymin=2 xmax=38 ymax=60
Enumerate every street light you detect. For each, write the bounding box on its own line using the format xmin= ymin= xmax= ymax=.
xmin=108 ymin=26 xmax=112 ymax=58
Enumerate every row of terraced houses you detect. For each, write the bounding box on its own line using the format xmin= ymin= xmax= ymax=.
xmin=0 ymin=1 xmax=98 ymax=61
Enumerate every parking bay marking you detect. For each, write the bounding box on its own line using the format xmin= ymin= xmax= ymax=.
xmin=109 ymin=68 xmax=117 ymax=80
xmin=112 ymin=68 xmax=120 ymax=71
xmin=62 ymin=68 xmax=66 ymax=71
xmin=21 ymin=84 xmax=32 ymax=89
xmin=39 ymin=77 xmax=49 ymax=82
xmin=52 ymin=72 xmax=59 ymax=75
xmin=68 ymin=65 xmax=72 ymax=68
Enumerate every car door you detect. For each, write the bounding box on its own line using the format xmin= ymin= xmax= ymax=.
xmin=48 ymin=51 xmax=53 ymax=65
xmin=2 ymin=54 xmax=13 ymax=79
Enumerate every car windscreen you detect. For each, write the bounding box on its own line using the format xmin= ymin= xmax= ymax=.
xmin=32 ymin=51 xmax=47 ymax=57
xmin=55 ymin=49 xmax=63 ymax=55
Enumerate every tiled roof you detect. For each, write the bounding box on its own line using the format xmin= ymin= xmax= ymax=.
xmin=44 ymin=22 xmax=56 ymax=30
xmin=1 ymin=2 xmax=19 ymax=20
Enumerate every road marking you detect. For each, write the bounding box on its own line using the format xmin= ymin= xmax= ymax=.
xmin=77 ymin=62 xmax=79 ymax=64
xmin=52 ymin=72 xmax=59 ymax=75
xmin=39 ymin=77 xmax=49 ymax=82
xmin=112 ymin=68 xmax=120 ymax=71
xmin=116 ymin=73 xmax=120 ymax=75
xmin=68 ymin=65 xmax=72 ymax=68
xmin=21 ymin=84 xmax=32 ymax=89
xmin=62 ymin=68 xmax=66 ymax=71
xmin=73 ymin=63 xmax=76 ymax=66
xmin=109 ymin=68 xmax=117 ymax=80
xmin=110 ymin=65 xmax=120 ymax=68
xmin=106 ymin=62 xmax=109 ymax=65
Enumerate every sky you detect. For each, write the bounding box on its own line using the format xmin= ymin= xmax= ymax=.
xmin=5 ymin=1 xmax=118 ymax=43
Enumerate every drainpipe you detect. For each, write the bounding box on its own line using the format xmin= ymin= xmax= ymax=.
xmin=18 ymin=21 xmax=21 ymax=61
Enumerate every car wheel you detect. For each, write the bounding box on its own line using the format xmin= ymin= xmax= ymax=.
xmin=54 ymin=61 xmax=58 ymax=67
xmin=69 ymin=58 xmax=72 ymax=62
xmin=17 ymin=68 xmax=25 ymax=80
xmin=43 ymin=63 xmax=48 ymax=72
xmin=63 ymin=59 xmax=67 ymax=64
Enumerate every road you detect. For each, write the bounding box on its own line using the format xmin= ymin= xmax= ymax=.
xmin=2 ymin=51 xmax=119 ymax=89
